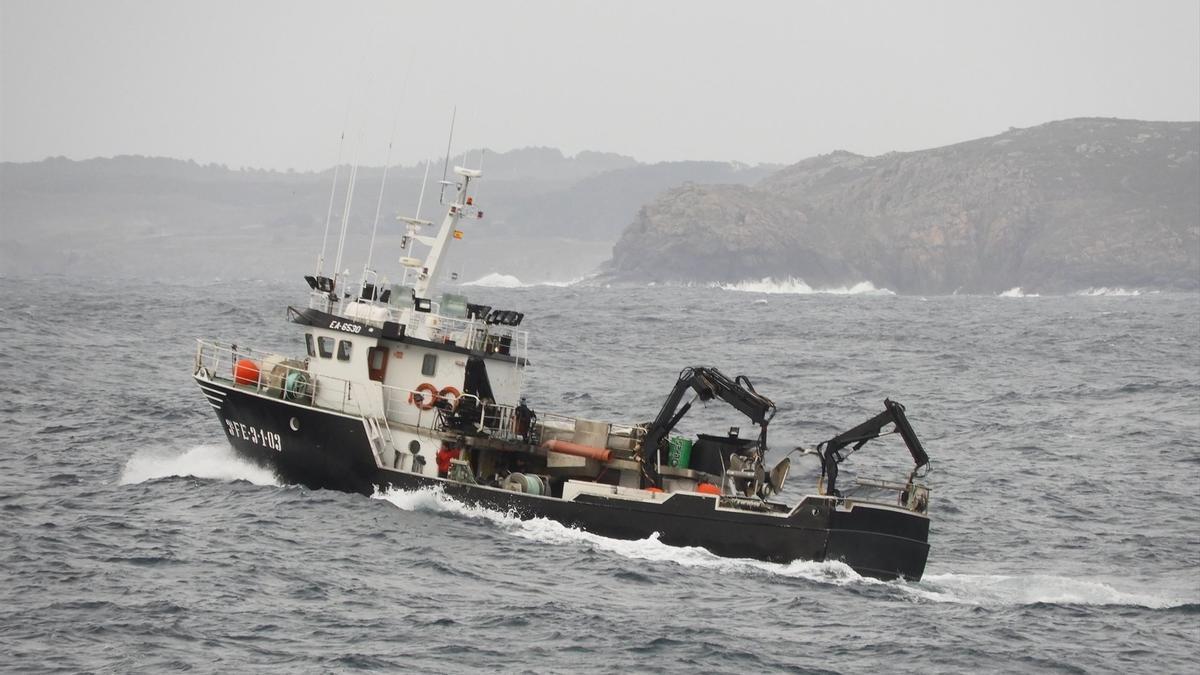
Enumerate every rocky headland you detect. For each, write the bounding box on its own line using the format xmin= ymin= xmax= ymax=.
xmin=605 ymin=118 xmax=1199 ymax=293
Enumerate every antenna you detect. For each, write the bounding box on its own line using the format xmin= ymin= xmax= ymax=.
xmin=415 ymin=157 xmax=431 ymax=221
xmin=472 ymin=149 xmax=486 ymax=204
xmin=360 ymin=55 xmax=415 ymax=295
xmin=438 ymin=106 xmax=457 ymax=205
xmin=362 ymin=127 xmax=396 ymax=295
xmin=332 ymin=132 xmax=363 ymax=295
xmin=316 ymin=104 xmax=351 ymax=276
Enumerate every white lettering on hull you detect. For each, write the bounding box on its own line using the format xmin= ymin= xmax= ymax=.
xmin=224 ymin=418 xmax=283 ymax=452
xmin=328 ymin=320 xmax=363 ymax=334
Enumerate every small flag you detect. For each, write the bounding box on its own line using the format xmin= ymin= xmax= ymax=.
xmin=453 ymin=230 xmax=464 ymax=240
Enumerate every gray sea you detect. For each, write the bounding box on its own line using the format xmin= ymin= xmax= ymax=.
xmin=1 ymin=276 xmax=1197 ymax=673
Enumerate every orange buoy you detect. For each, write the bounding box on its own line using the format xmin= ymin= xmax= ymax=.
xmin=409 ymin=382 xmax=440 ymax=410
xmin=646 ymin=487 xmax=664 ymax=493
xmin=696 ymin=483 xmax=721 ymax=495
xmin=438 ymin=386 xmax=462 ymax=410
xmin=234 ymin=359 xmax=260 ymax=386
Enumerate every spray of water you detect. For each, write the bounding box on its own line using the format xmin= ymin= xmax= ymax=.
xmin=119 ymin=443 xmax=280 ymax=487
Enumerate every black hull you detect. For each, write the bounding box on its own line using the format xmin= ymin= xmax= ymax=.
xmin=198 ymin=378 xmax=930 ymax=580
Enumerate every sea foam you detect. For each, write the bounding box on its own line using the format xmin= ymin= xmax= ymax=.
xmin=1075 ymin=287 xmax=1143 ymax=297
xmin=461 ymin=273 xmax=585 ymax=288
xmin=717 ymin=277 xmax=894 ymax=296
xmin=119 ymin=443 xmax=280 ymax=486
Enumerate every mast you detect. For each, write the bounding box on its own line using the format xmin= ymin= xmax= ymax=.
xmin=438 ymin=107 xmax=456 ymax=205
xmin=316 ymin=122 xmax=349 ymax=277
xmin=331 ymin=134 xmax=363 ymax=295
xmin=362 ymin=125 xmax=397 ymax=295
xmin=413 ymin=166 xmax=480 ymax=300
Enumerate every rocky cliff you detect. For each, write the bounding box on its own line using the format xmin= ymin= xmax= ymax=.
xmin=606 ymin=119 xmax=1200 ymax=293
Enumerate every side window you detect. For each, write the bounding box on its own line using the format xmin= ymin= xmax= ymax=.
xmin=337 ymin=340 xmax=352 ymax=361
xmin=421 ymin=353 xmax=437 ymax=377
xmin=305 ymin=334 xmax=316 ymax=358
xmin=318 ymin=336 xmax=334 ymax=358
xmin=367 ymin=346 xmax=388 ymax=383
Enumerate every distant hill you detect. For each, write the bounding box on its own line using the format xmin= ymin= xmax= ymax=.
xmin=0 ymin=149 xmax=775 ymax=281
xmin=604 ymin=119 xmax=1200 ymax=293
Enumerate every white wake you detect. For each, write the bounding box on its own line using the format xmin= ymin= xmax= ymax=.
xmin=908 ymin=573 xmax=1187 ymax=609
xmin=372 ymin=487 xmax=1191 ymax=608
xmin=119 ymin=443 xmax=280 ymax=486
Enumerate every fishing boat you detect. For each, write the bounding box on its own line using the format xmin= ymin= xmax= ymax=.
xmin=193 ymin=148 xmax=934 ymax=581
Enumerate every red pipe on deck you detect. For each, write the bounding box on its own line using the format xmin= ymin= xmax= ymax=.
xmin=542 ymin=439 xmax=612 ymax=462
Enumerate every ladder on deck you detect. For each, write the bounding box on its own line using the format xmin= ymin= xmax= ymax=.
xmin=365 ymin=415 xmax=397 ymax=465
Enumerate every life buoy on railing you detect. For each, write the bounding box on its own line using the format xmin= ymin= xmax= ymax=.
xmin=409 ymin=382 xmax=440 ymax=410
xmin=437 ymin=386 xmax=461 ymax=410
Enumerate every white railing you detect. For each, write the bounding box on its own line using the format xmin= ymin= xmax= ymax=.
xmin=310 ymin=294 xmax=530 ymax=364
xmin=196 ymin=340 xmax=443 ymax=435
xmin=196 ymin=339 xmax=542 ymax=443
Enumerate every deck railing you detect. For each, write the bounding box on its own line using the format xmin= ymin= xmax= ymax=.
xmin=195 ymin=339 xmax=548 ymax=441
xmin=308 ymin=294 xmax=530 ymax=363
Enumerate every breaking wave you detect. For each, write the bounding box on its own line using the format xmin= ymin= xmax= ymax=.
xmin=717 ymin=277 xmax=894 ymax=296
xmin=119 ymin=443 xmax=280 ymax=486
xmin=461 ymin=273 xmax=584 ymax=288
xmin=372 ymin=487 xmax=1191 ymax=609
xmin=1075 ymin=287 xmax=1143 ymax=297
xmin=462 ymin=273 xmax=526 ymax=288
xmin=999 ymin=287 xmax=1041 ymax=298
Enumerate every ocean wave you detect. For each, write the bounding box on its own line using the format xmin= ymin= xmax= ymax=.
xmin=999 ymin=287 xmax=1041 ymax=298
xmin=462 ymin=273 xmax=526 ymax=288
xmin=118 ymin=443 xmax=280 ymax=486
xmin=1075 ymin=287 xmax=1143 ymax=297
xmin=717 ymin=277 xmax=894 ymax=296
xmin=461 ymin=273 xmax=585 ymax=288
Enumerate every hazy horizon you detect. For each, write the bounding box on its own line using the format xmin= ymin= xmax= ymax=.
xmin=3 ymin=0 xmax=1198 ymax=172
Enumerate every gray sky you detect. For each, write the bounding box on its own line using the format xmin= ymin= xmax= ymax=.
xmin=2 ymin=0 xmax=1198 ymax=170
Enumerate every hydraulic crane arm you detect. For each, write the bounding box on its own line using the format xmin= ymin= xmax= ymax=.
xmin=639 ymin=367 xmax=776 ymax=488
xmin=817 ymin=398 xmax=929 ymax=496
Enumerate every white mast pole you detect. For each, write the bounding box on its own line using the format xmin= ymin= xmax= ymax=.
xmin=415 ymin=158 xmax=431 ymax=221
xmin=360 ymin=58 xmax=413 ymax=297
xmin=316 ymin=111 xmax=349 ymax=276
xmin=362 ymin=123 xmax=397 ymax=295
xmin=332 ymin=133 xmax=362 ymax=296
xmin=438 ymin=107 xmax=456 ymax=205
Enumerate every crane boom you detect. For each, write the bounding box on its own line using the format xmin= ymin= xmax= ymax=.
xmin=639 ymin=366 xmax=776 ymax=488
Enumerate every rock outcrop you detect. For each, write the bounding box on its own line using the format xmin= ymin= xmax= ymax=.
xmin=606 ymin=119 xmax=1200 ymax=293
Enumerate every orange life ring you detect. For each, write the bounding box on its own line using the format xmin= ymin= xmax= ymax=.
xmin=437 ymin=386 xmax=461 ymax=410
xmin=409 ymin=382 xmax=439 ymax=410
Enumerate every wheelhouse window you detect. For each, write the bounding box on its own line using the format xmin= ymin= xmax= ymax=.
xmin=421 ymin=353 xmax=437 ymax=377
xmin=337 ymin=340 xmax=352 ymax=361
xmin=305 ymin=334 xmax=317 ymax=358
xmin=317 ymin=336 xmax=334 ymax=358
